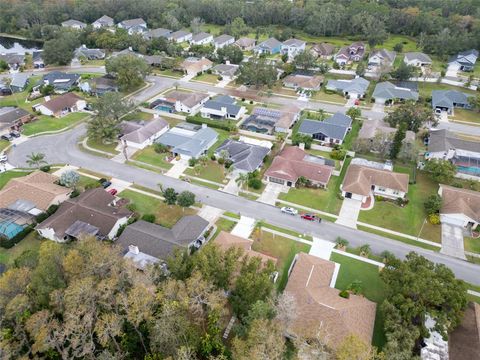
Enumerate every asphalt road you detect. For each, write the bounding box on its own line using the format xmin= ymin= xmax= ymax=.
xmin=8 ymin=125 xmax=480 ymax=285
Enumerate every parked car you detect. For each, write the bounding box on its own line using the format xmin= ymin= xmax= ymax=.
xmin=101 ymin=180 xmax=112 ymax=189
xmin=1 ymin=134 xmax=13 ymax=141
xmin=9 ymin=131 xmax=21 ymax=138
xmin=0 ymin=154 xmax=7 ymax=162
xmin=281 ymin=206 xmax=298 ymax=216
xmin=301 ymin=213 xmax=321 ymax=222
xmin=108 ymin=188 xmax=118 ymax=196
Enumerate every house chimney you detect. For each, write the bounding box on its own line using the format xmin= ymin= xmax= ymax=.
xmin=129 ymin=245 xmax=139 ymax=255
xmin=299 ymin=142 xmax=305 ymax=151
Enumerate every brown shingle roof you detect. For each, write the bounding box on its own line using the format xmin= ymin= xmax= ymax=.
xmin=41 ymin=93 xmax=83 ymax=113
xmin=311 ymin=43 xmax=335 ymax=56
xmin=165 ymin=90 xmax=209 ymax=108
xmin=283 ymin=74 xmax=324 ymax=89
xmin=276 ymin=104 xmax=301 ymax=130
xmin=0 ymin=171 xmax=70 ymax=211
xmin=440 ymin=185 xmax=480 ymax=223
xmin=285 ymin=253 xmax=376 ymax=349
xmin=449 ymin=302 xmax=480 ymax=360
xmin=342 ymin=164 xmax=409 ymax=196
xmin=180 ymin=58 xmax=213 ymax=74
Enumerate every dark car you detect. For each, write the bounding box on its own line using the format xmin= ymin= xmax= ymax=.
xmin=101 ymin=180 xmax=112 ymax=189
xmin=301 ymin=213 xmax=321 ymax=222
xmin=1 ymin=134 xmax=13 ymax=141
xmin=9 ymin=131 xmax=21 ymax=138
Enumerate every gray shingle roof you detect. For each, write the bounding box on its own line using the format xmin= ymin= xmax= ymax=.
xmin=326 ymin=77 xmax=370 ymax=95
xmin=282 ymin=38 xmax=306 ymax=47
xmin=145 ymin=28 xmax=172 ymax=39
xmin=431 ymin=90 xmax=471 ymax=109
xmin=203 ymin=95 xmax=241 ymax=116
xmin=428 ymin=129 xmax=480 ymax=154
xmin=156 ymin=126 xmax=218 ymax=158
xmin=373 ymin=81 xmax=419 ymax=102
xmin=257 ymin=38 xmax=282 ymax=50
xmin=298 ymin=112 xmax=352 ymax=141
xmin=213 ymin=63 xmax=239 ymax=77
xmin=10 ymin=73 xmax=29 ymax=89
xmin=191 ymin=32 xmax=212 ymax=42
xmin=41 ymin=71 xmax=80 ymax=90
xmin=404 ymin=52 xmax=432 ymax=64
xmin=214 ymin=34 xmax=234 ymax=45
xmin=93 ymin=15 xmax=114 ymax=26
xmin=119 ymin=18 xmax=146 ymax=28
xmin=369 ymin=49 xmax=396 ymax=64
xmin=121 ymin=118 xmax=168 ymax=144
xmin=169 ymin=30 xmax=191 ymax=40
xmin=215 ymin=139 xmax=270 ymax=172
xmin=62 ymin=19 xmax=86 ymax=27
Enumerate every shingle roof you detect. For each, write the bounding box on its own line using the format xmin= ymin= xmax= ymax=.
xmin=311 ymin=43 xmax=335 ymax=56
xmin=212 ymin=63 xmax=239 ymax=77
xmin=427 ymin=129 xmax=480 ymax=154
xmin=203 ymin=95 xmax=241 ymax=117
xmin=40 ymin=93 xmax=83 ymax=113
xmin=369 ymin=49 xmax=396 ymax=64
xmin=121 ymin=118 xmax=168 ymax=144
xmin=299 ymin=112 xmax=352 ymax=141
xmin=61 ymin=19 xmax=86 ymax=27
xmin=169 ymin=30 xmax=191 ymax=40
xmin=404 ymin=52 xmax=432 ymax=64
xmin=165 ymin=90 xmax=209 ymax=108
xmin=145 ymin=28 xmax=171 ymax=39
xmin=119 ymin=18 xmax=146 ymax=28
xmin=358 ymin=119 xmax=415 ymax=142
xmin=10 ymin=73 xmax=29 ymax=89
xmin=180 ymin=57 xmax=213 ymax=74
xmin=440 ymin=185 xmax=480 ymax=223
xmin=157 ymin=126 xmax=218 ymax=158
xmin=257 ymin=38 xmax=282 ymax=50
xmin=41 ymin=71 xmax=80 ymax=90
xmin=215 ymin=139 xmax=270 ymax=172
xmin=214 ymin=34 xmax=234 ymax=45
xmin=431 ymin=90 xmax=471 ymax=109
xmin=373 ymin=81 xmax=419 ymax=101
xmin=0 ymin=107 xmax=30 ymax=128
xmin=326 ymin=77 xmax=370 ymax=94
xmin=282 ymin=38 xmax=306 ymax=47
xmin=283 ymin=74 xmax=324 ymax=89
xmin=235 ymin=37 xmax=256 ymax=48
xmin=191 ymin=32 xmax=212 ymax=43
xmin=93 ymin=15 xmax=114 ymax=26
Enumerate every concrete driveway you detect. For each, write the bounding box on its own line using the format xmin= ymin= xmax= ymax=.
xmin=335 ymin=198 xmax=362 ymax=229
xmin=165 ymin=158 xmax=188 ymax=179
xmin=257 ymin=183 xmax=288 ymax=205
xmin=231 ymin=216 xmax=256 ymax=238
xmin=441 ymin=223 xmax=467 ymax=259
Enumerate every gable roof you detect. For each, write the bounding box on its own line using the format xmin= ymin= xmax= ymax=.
xmin=285 ymin=253 xmax=376 ymax=348
xmin=0 ymin=107 xmax=30 ymax=129
xmin=203 ymin=95 xmax=242 ymax=116
xmin=191 ymin=32 xmax=213 ymax=43
xmin=427 ymin=129 xmax=480 ymax=154
xmin=0 ymin=171 xmax=70 ymax=211
xmin=212 ymin=63 xmax=239 ymax=77
xmin=373 ymin=81 xmax=419 ymax=101
xmin=326 ymin=77 xmax=370 ymax=94
xmin=440 ymin=185 xmax=480 ymax=223
xmin=257 ymin=38 xmax=282 ymax=50
xmin=404 ymin=52 xmax=432 ymax=64
xmin=283 ymin=74 xmax=324 ymax=89
xmin=282 ymin=38 xmax=306 ymax=47
xmin=169 ymin=30 xmax=191 ymax=40
xmin=214 ymin=34 xmax=234 ymax=45
xmin=449 ymin=49 xmax=479 ymax=66
xmin=145 ymin=28 xmax=172 ymax=39
xmin=235 ymin=37 xmax=256 ymax=48
xmin=157 ymin=125 xmax=218 ymax=158
xmin=42 ymin=71 xmax=80 ymax=86
xmin=449 ymin=302 xmax=480 ymax=360
xmin=369 ymin=49 xmax=396 ymax=63
xmin=342 ymin=164 xmax=409 ymax=196
xmin=93 ymin=15 xmax=114 ymax=26
xmin=119 ymin=18 xmax=146 ymax=28
xmin=311 ymin=43 xmax=335 ymax=56
xmin=299 ymin=112 xmax=352 ymax=141
xmin=61 ymin=19 xmax=86 ymax=27
xmin=165 ymin=90 xmax=209 ymax=108
xmin=180 ymin=57 xmax=213 ymax=73
xmin=431 ymin=90 xmax=471 ymax=109
xmin=11 ymin=73 xmax=29 ymax=89
xmin=215 ymin=139 xmax=270 ymax=172
xmin=358 ymin=119 xmax=415 ymax=143
xmin=40 ymin=93 xmax=83 ymax=113
xmin=121 ymin=118 xmax=168 ymax=144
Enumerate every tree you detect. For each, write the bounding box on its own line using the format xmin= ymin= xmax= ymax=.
xmin=43 ymin=32 xmax=80 ymax=65
xmin=190 ymin=17 xmax=204 ymax=34
xmin=26 ymin=152 xmax=47 ymax=168
xmin=389 ymin=123 xmax=407 ymax=159
xmin=216 ymin=45 xmax=244 ymax=64
xmin=228 ymin=17 xmax=250 ymax=39
xmin=346 ymin=107 xmax=361 ymax=121
xmin=162 ymin=187 xmax=178 ymax=205
xmin=293 ymin=50 xmax=316 ymax=70
xmin=105 ymin=54 xmax=150 ymax=91
xmin=318 ymin=62 xmax=330 ymax=74
xmin=59 ymin=170 xmax=80 ymax=189
xmin=356 ymin=62 xmax=366 ymax=76
xmin=385 ymin=102 xmax=436 ymax=132
xmin=177 ymin=191 xmax=195 ymax=210
xmin=391 ymin=61 xmax=415 ymax=81
xmin=236 ymin=57 xmax=278 ymax=88
xmin=292 ymin=133 xmax=312 ymax=149
xmin=424 ymin=194 xmax=442 ymax=215
xmin=468 ymin=94 xmax=480 ymax=112
xmin=0 ymin=59 xmax=8 ymax=71
xmin=424 ymin=159 xmax=457 ymax=184
xmin=336 ymin=334 xmax=382 ymax=360
xmin=236 ymin=172 xmax=249 ymax=191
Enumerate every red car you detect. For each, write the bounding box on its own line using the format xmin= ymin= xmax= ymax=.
xmin=108 ymin=188 xmax=118 ymax=196
xmin=301 ymin=213 xmax=320 ymax=222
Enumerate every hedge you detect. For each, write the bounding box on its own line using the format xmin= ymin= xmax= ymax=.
xmin=0 ymin=225 xmax=34 ymax=249
xmin=186 ymin=115 xmax=237 ymax=132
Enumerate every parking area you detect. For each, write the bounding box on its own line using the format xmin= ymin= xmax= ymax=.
xmin=441 ymin=223 xmax=467 ymax=259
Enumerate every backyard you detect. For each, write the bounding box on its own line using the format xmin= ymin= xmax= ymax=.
xmin=452 ymin=109 xmax=480 ymax=125
xmin=131 ymin=146 xmax=174 ymax=170
xmin=417 ymin=82 xmax=477 ymax=98
xmin=0 ymin=231 xmax=45 ymax=266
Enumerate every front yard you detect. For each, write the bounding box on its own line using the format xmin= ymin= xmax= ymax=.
xmin=131 ymin=146 xmax=174 ymax=170
xmin=184 ymin=161 xmax=226 ymax=184
xmin=86 ymin=138 xmax=119 ymax=154
xmin=452 ymin=109 xmax=480 ymax=125
xmin=311 ymin=90 xmax=346 ymax=104
xmin=154 ymin=69 xmax=184 ymax=79
xmin=22 ymin=112 xmax=89 ymax=136
xmin=464 ymin=237 xmax=480 ymax=254
xmin=0 ymin=140 xmax=9 ymax=152
xmin=192 ymin=73 xmax=220 ymax=84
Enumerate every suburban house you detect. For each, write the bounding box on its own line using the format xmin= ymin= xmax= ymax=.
xmin=144 ymin=55 xmax=164 ymax=67
xmin=368 ymin=49 xmax=396 ymax=67
xmin=281 ymin=38 xmax=306 ymax=61
xmin=404 ymin=52 xmax=432 ymax=67
xmin=438 ymin=185 xmax=480 ymax=229
xmin=448 ymin=49 xmax=479 ymax=72
xmin=254 ymin=38 xmax=282 ymax=55
xmin=372 ymin=81 xmax=419 ymax=105
xmin=426 ymin=129 xmax=480 ymax=178
xmin=180 ymin=57 xmax=213 ymax=75
xmin=120 ymin=117 xmax=169 ymax=149
xmin=153 ymin=90 xmax=209 ymax=114
xmin=168 ymin=30 xmax=193 ymax=43
xmin=0 ymin=171 xmax=71 ymax=214
xmin=214 ymin=139 xmax=270 ymax=173
xmin=284 ymin=253 xmax=376 ymax=349
xmin=156 ymin=123 xmax=218 ymax=159
xmin=212 ymin=63 xmax=239 ymax=80
xmin=298 ymin=112 xmax=353 ymax=145
xmin=34 ymin=93 xmax=86 ymax=117
xmin=37 ymin=188 xmax=132 ymax=242
xmin=234 ymin=37 xmax=256 ymax=51
xmin=118 ymin=216 xmax=209 ymax=269
xmin=241 ymin=105 xmax=301 ymax=134
xmin=264 ymin=146 xmax=334 ymax=188
xmin=37 ymin=71 xmax=80 ymax=93
xmin=80 ymin=75 xmax=118 ymax=96
xmin=190 ymin=32 xmax=214 ymax=46
xmin=448 ymin=302 xmax=480 ymax=359
xmin=431 ymin=90 xmax=472 ymax=115
xmin=200 ymin=95 xmax=245 ymax=120
xmin=341 ymin=162 xmax=409 ymax=203
xmin=61 ymin=19 xmax=87 ymax=30
xmin=0 ymin=53 xmax=25 ymax=70
xmin=213 ymin=34 xmax=235 ymax=50
xmin=0 ymin=208 xmax=35 ymax=240
xmin=334 ymin=42 xmax=365 ymax=65
xmin=117 ymin=18 xmax=148 ymax=34
xmin=310 ymin=43 xmax=335 ymax=59
xmin=358 ymin=119 xmax=415 ymax=145
xmin=10 ymin=73 xmax=30 ymax=92
xmin=109 ymin=48 xmax=143 ymax=59
xmin=74 ymin=45 xmax=105 ymax=60
xmin=0 ymin=107 xmax=32 ymax=132
xmin=144 ymin=28 xmax=172 ymax=40
xmin=92 ymin=15 xmax=114 ymax=29
xmin=283 ymin=74 xmax=324 ymax=91
xmin=326 ymin=77 xmax=370 ymax=99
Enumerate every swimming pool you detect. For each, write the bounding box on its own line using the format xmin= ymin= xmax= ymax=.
xmin=457 ymin=166 xmax=480 ymax=176
xmin=0 ymin=221 xmax=25 ymax=239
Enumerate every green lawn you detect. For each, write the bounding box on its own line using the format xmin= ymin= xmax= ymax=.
xmin=22 ymin=112 xmax=88 ymax=136
xmin=184 ymin=161 xmax=226 ymax=184
xmin=465 ymin=237 xmax=480 ymax=254
xmin=131 ymin=146 xmax=173 ymax=170
xmin=223 ymin=211 xmax=240 ymax=219
xmin=250 ymin=229 xmax=311 ymax=292
xmin=261 ymin=223 xmax=313 ymax=241
xmin=155 ymin=69 xmax=184 ymax=78
xmin=123 ymin=111 xmax=154 ymax=121
xmin=453 ymin=109 xmax=480 ymax=124
xmin=207 ymin=129 xmax=231 ymax=157
xmin=0 ymin=231 xmax=45 ymax=266
xmin=0 ymin=171 xmax=29 ymax=189
xmin=77 ymin=175 xmax=101 ymax=191
xmin=0 ymin=140 xmax=10 ymax=152
xmin=192 ymin=73 xmax=220 ymax=84
xmin=119 ymin=189 xmax=196 ymax=228
xmin=311 ymin=90 xmax=346 ymax=104
xmin=342 ymin=120 xmax=361 ymax=150
xmin=358 ymin=171 xmax=441 ymax=243
xmin=86 ymin=138 xmax=119 ymax=154
xmin=188 ymin=177 xmax=221 ymax=190
xmin=418 ymin=82 xmax=477 ymax=98
xmin=330 ymin=252 xmax=386 ymax=348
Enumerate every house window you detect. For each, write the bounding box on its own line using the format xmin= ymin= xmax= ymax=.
xmin=377 ymin=187 xmax=386 ymax=192
xmin=269 ymin=177 xmax=285 ymax=185
xmin=392 ymin=190 xmax=400 ymax=195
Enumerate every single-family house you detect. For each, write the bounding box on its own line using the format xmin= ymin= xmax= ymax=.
xmin=372 ymin=81 xmax=419 ymax=105
xmin=120 ymin=117 xmax=169 ymax=149
xmin=168 ymin=30 xmax=192 ymax=43
xmin=152 ymin=90 xmax=209 ymax=114
xmin=144 ymin=55 xmax=164 ymax=67
xmin=0 ymin=53 xmax=25 ymax=70
xmin=80 ymin=75 xmax=118 ymax=96
xmin=438 ymin=185 xmax=480 ymax=229
xmin=156 ymin=123 xmax=218 ymax=159
xmin=214 ymin=34 xmax=235 ymax=50
xmin=254 ymin=38 xmax=282 ymax=55
xmin=368 ymin=49 xmax=396 ymax=67
xmin=37 ymin=188 xmax=132 ymax=242
xmin=212 ymin=63 xmax=239 ymax=80
xmin=10 ymin=73 xmax=29 ymax=92
xmin=180 ymin=57 xmax=213 ymax=75
xmin=200 ymin=95 xmax=245 ymax=120
xmin=190 ymin=32 xmax=214 ymax=46
xmin=310 ymin=43 xmax=335 ymax=59
xmin=0 ymin=107 xmax=32 ymax=132
xmin=117 ymin=18 xmax=148 ymax=35
xmin=448 ymin=49 xmax=479 ymax=72
xmin=284 ymin=253 xmax=376 ymax=349
xmin=264 ymin=146 xmax=334 ymax=188
xmin=431 ymin=90 xmax=472 ymax=115
xmin=326 ymin=77 xmax=370 ymax=99
xmin=214 ymin=139 xmax=270 ymax=173
xmin=234 ymin=37 xmax=256 ymax=51
xmin=334 ymin=42 xmax=365 ymax=65
xmin=37 ymin=71 xmax=80 ymax=93
xmin=61 ymin=19 xmax=87 ymax=30
xmin=298 ymin=112 xmax=353 ymax=145
xmin=74 ymin=45 xmax=105 ymax=60
xmin=341 ymin=163 xmax=409 ymax=203
xmin=281 ymin=38 xmax=306 ymax=60
xmin=92 ymin=15 xmax=114 ymax=29
xmin=144 ymin=28 xmax=172 ymax=40
xmin=449 ymin=302 xmax=480 ymax=359
xmin=241 ymin=105 xmax=301 ymax=134
xmin=109 ymin=47 xmax=143 ymax=59
xmin=34 ymin=93 xmax=86 ymax=117
xmin=404 ymin=52 xmax=432 ymax=67
xmin=0 ymin=171 xmax=71 ymax=214
xmin=118 ymin=216 xmax=209 ymax=269
xmin=358 ymin=119 xmax=415 ymax=145
xmin=283 ymin=74 xmax=324 ymax=91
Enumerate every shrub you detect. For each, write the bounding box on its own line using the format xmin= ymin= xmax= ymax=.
xmin=98 ymin=178 xmax=107 ymax=184
xmin=217 ymin=157 xmax=225 ymax=165
xmin=452 ymin=181 xmax=464 ymax=188
xmin=69 ymin=189 xmax=80 ymax=198
xmin=249 ymin=100 xmax=254 ymax=104
xmin=39 ymin=165 xmax=51 ymax=173
xmin=36 ymin=212 xmax=49 ymax=223
xmin=225 ymin=159 xmax=233 ymax=168
xmin=210 ymin=154 xmax=216 ymax=161
xmin=46 ymin=204 xmax=59 ymax=215
xmin=186 ymin=115 xmax=237 ymax=132
xmin=424 ymin=194 xmax=442 ymax=215
xmin=330 ymin=148 xmax=346 ymax=160
xmin=359 ymin=244 xmax=371 ymax=257
xmin=188 ymin=157 xmax=198 ymax=167
xmin=126 ymin=203 xmax=137 ymax=212
xmin=339 ymin=290 xmax=350 ymax=299
xmin=153 ymin=143 xmax=169 ymax=153
xmin=335 ymin=237 xmax=349 ymax=249
xmin=248 ymin=178 xmax=262 ymax=190
xmin=0 ymin=225 xmax=34 ymax=249
xmin=347 ymin=280 xmax=363 ymax=295
xmin=428 ymin=213 xmax=440 ymax=225
xmin=141 ymin=214 xmax=156 ymax=223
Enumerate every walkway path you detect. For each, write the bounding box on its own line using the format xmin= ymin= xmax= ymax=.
xmin=257 ymin=183 xmax=287 ymax=205
xmin=165 ymin=159 xmax=188 ymax=179
xmin=309 ymin=236 xmax=336 ymax=260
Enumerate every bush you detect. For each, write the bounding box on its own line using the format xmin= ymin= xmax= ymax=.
xmin=98 ymin=178 xmax=107 ymax=184
xmin=210 ymin=154 xmax=216 ymax=161
xmin=217 ymin=157 xmax=225 ymax=165
xmin=141 ymin=214 xmax=156 ymax=223
xmin=0 ymin=225 xmax=34 ymax=249
xmin=225 ymin=159 xmax=233 ymax=168
xmin=330 ymin=148 xmax=346 ymax=160
xmin=424 ymin=194 xmax=442 ymax=215
xmin=339 ymin=290 xmax=350 ymax=299
xmin=153 ymin=143 xmax=169 ymax=153
xmin=126 ymin=203 xmax=137 ymax=212
xmin=248 ymin=178 xmax=262 ymax=190
xmin=188 ymin=158 xmax=198 ymax=167
xmin=69 ymin=189 xmax=80 ymax=198
xmin=85 ymin=182 xmax=100 ymax=190
xmin=186 ymin=115 xmax=237 ymax=132
xmin=428 ymin=213 xmax=440 ymax=225
xmin=46 ymin=204 xmax=59 ymax=215
xmin=39 ymin=165 xmax=51 ymax=173
xmin=452 ymin=181 xmax=464 ymax=188
xmin=335 ymin=237 xmax=349 ymax=249
xmin=36 ymin=212 xmax=49 ymax=223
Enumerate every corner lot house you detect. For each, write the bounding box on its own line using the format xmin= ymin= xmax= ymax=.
xmin=213 ymin=34 xmax=235 ymax=50
xmin=144 ymin=28 xmax=172 ymax=40
xmin=404 ymin=52 xmax=432 ymax=67
xmin=341 ymin=162 xmax=409 ymax=203
xmin=358 ymin=119 xmax=415 ymax=145
xmin=215 ymin=139 xmax=270 ymax=173
xmin=34 ymin=93 xmax=86 ymax=117
xmin=448 ymin=49 xmax=479 ymax=72
xmin=190 ymin=32 xmax=214 ymax=46
xmin=212 ymin=63 xmax=239 ymax=80
xmin=284 ymin=253 xmax=376 ymax=349
xmin=438 ymin=185 xmax=480 ymax=229
xmin=80 ymin=75 xmax=118 ymax=96
xmin=61 ymin=19 xmax=86 ymax=30
xmin=283 ymin=74 xmax=324 ymax=91
xmin=156 ymin=123 xmax=218 ymax=159
xmin=180 ymin=57 xmax=213 ymax=75
xmin=37 ymin=188 xmax=132 ymax=242
xmin=431 ymin=90 xmax=472 ymax=115
xmin=120 ymin=117 xmax=169 ymax=149
xmin=311 ymin=43 xmax=335 ymax=59
xmin=0 ymin=107 xmax=31 ymax=132
xmin=117 ymin=18 xmax=148 ymax=35
xmin=200 ymin=95 xmax=245 ymax=120
xmin=168 ymin=30 xmax=192 ymax=43
xmin=37 ymin=71 xmax=80 ymax=93
xmin=118 ymin=216 xmax=209 ymax=269
xmin=372 ymin=81 xmax=419 ymax=105
xmin=298 ymin=112 xmax=352 ymax=145
xmin=92 ymin=15 xmax=114 ymax=29
xmin=326 ymin=77 xmax=370 ymax=99
xmin=153 ymin=90 xmax=209 ymax=114
xmin=334 ymin=42 xmax=365 ymax=65
xmin=254 ymin=38 xmax=282 ymax=55
xmin=281 ymin=38 xmax=306 ymax=60
xmin=368 ymin=49 xmax=396 ymax=67
xmin=264 ymin=146 xmax=334 ymax=188
xmin=234 ymin=37 xmax=256 ymax=51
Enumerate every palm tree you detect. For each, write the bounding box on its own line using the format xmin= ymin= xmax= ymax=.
xmin=26 ymin=152 xmax=47 ymax=168
xmin=236 ymin=172 xmax=249 ymax=191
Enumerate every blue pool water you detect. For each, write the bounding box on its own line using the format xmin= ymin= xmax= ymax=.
xmin=457 ymin=166 xmax=480 ymax=175
xmin=0 ymin=221 xmax=25 ymax=239
xmin=154 ymin=105 xmax=173 ymax=113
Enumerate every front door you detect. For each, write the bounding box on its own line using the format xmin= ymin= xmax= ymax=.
xmin=345 ymin=192 xmax=352 ymax=199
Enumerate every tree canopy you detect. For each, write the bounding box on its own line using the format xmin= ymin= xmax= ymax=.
xmin=385 ymin=102 xmax=436 ymax=133
xmin=236 ymin=57 xmax=278 ymax=88
xmin=105 ymin=54 xmax=150 ymax=91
